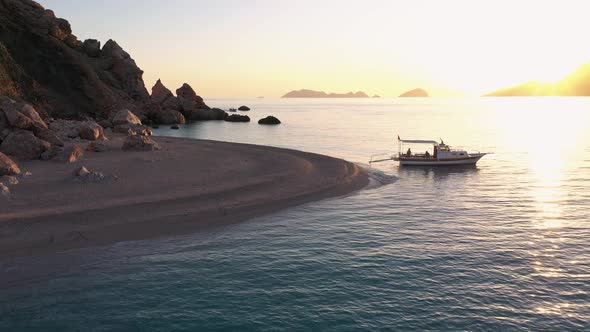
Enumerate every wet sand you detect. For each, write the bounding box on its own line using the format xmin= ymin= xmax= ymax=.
xmin=0 ymin=136 xmax=368 ymax=259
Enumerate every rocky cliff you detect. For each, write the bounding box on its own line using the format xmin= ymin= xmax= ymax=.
xmin=0 ymin=0 xmax=209 ymax=121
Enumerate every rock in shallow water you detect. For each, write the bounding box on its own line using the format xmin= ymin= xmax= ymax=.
xmin=224 ymin=114 xmax=250 ymax=123
xmin=258 ymin=116 xmax=281 ymax=125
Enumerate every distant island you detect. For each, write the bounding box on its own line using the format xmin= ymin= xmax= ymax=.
xmin=282 ymin=89 xmax=371 ymax=98
xmin=399 ymin=88 xmax=429 ymax=97
xmin=372 ymin=95 xmax=381 ymax=98
xmin=486 ymin=62 xmax=590 ymax=96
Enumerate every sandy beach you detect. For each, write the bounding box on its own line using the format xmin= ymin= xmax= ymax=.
xmin=0 ymin=136 xmax=368 ymax=259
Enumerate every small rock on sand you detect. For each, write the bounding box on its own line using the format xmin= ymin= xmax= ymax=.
xmin=0 ymin=182 xmax=9 ymax=198
xmin=71 ymin=165 xmax=107 ymax=183
xmin=3 ymin=175 xmax=19 ymax=185
xmin=122 ymin=135 xmax=161 ymax=151
xmin=0 ymin=152 xmax=21 ymax=176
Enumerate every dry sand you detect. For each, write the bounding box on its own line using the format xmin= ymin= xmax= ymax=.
xmin=0 ymin=136 xmax=368 ymax=259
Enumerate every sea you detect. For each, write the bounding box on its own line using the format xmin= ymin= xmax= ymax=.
xmin=1 ymin=98 xmax=590 ymax=331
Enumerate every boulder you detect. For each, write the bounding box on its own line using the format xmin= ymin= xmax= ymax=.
xmin=122 ymin=135 xmax=161 ymax=151
xmin=20 ymin=104 xmax=48 ymax=129
xmin=171 ymin=125 xmax=180 ymax=130
xmin=32 ymin=125 xmax=64 ymax=146
xmin=238 ymin=105 xmax=250 ymax=111
xmin=152 ymin=109 xmax=186 ymax=125
xmin=41 ymin=145 xmax=84 ymax=163
xmin=225 ymin=114 xmax=250 ymax=123
xmin=0 ymin=98 xmax=47 ymax=130
xmin=82 ymin=39 xmax=101 ymax=57
xmin=0 ymin=152 xmax=21 ymax=176
xmin=0 ymin=130 xmax=51 ymax=159
xmin=112 ymin=109 xmax=142 ymax=126
xmin=258 ymin=116 xmax=281 ymax=125
xmin=78 ymin=121 xmax=105 ymax=140
xmin=0 ymin=183 xmax=9 ymax=198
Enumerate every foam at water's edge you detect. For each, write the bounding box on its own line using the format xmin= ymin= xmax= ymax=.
xmin=356 ymin=163 xmax=398 ymax=189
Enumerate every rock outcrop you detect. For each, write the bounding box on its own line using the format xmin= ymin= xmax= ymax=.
xmin=0 ymin=0 xmax=149 ymax=118
xmin=225 ymin=114 xmax=250 ymax=123
xmin=148 ymin=80 xmax=210 ymax=124
xmin=258 ymin=116 xmax=281 ymax=125
xmin=151 ymin=79 xmax=179 ymax=111
xmin=151 ymin=108 xmax=186 ymax=125
xmin=238 ymin=105 xmax=250 ymax=111
xmin=176 ymin=83 xmax=209 ymax=116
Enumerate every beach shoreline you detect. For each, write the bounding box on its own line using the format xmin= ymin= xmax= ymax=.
xmin=0 ymin=136 xmax=368 ymax=259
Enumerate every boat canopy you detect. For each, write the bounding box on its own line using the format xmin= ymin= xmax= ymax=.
xmin=398 ymin=139 xmax=438 ymax=144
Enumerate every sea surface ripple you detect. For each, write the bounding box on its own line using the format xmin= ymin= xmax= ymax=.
xmin=1 ymin=98 xmax=590 ymax=331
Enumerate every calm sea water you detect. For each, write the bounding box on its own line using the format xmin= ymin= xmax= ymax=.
xmin=2 ymin=98 xmax=590 ymax=331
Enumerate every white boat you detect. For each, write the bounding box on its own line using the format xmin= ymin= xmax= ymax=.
xmin=370 ymin=136 xmax=488 ymax=166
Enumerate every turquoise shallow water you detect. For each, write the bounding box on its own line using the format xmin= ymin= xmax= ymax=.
xmin=2 ymin=98 xmax=590 ymax=331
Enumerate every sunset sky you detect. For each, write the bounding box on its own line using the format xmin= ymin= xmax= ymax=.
xmin=39 ymin=0 xmax=590 ymax=98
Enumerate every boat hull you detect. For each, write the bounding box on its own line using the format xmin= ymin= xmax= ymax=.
xmin=397 ymin=155 xmax=484 ymax=166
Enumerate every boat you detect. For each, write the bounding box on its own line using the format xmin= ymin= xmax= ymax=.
xmin=370 ymin=136 xmax=488 ymax=166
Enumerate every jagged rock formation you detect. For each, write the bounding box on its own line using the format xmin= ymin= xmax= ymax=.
xmin=399 ymin=88 xmax=429 ymax=97
xmin=485 ymin=62 xmax=590 ymax=96
xmin=0 ymin=0 xmax=148 ymax=118
xmin=282 ymin=89 xmax=371 ymax=98
xmin=148 ymin=80 xmax=214 ymax=124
